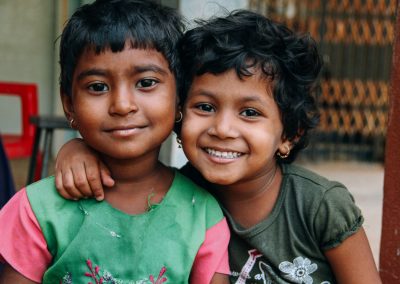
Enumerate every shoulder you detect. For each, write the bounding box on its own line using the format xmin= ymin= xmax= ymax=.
xmin=26 ymin=176 xmax=78 ymax=216
xmin=282 ymin=164 xmax=363 ymax=248
xmin=25 ymin=176 xmax=86 ymax=255
xmin=172 ymin=170 xmax=224 ymax=228
xmin=282 ymin=163 xmax=348 ymax=196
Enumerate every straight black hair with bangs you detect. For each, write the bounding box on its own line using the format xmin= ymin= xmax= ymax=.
xmin=59 ymin=0 xmax=184 ymax=97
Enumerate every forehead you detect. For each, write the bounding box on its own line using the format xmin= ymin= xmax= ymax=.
xmin=189 ymin=69 xmax=273 ymax=101
xmin=78 ymin=44 xmax=171 ymax=67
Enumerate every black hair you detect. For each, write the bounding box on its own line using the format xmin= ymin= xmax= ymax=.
xmin=179 ymin=10 xmax=322 ymax=162
xmin=59 ymin=0 xmax=184 ymax=97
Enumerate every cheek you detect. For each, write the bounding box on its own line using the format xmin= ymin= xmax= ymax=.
xmin=181 ymin=115 xmax=198 ymax=142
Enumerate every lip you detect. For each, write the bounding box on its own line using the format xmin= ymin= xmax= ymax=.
xmin=202 ymin=147 xmax=244 ymax=164
xmin=105 ymin=125 xmax=145 ymax=138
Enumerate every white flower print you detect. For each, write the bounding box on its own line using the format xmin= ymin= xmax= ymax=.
xmin=278 ymin=256 xmax=318 ymax=284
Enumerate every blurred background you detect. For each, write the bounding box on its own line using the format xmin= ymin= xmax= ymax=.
xmin=0 ymin=0 xmax=395 ymax=267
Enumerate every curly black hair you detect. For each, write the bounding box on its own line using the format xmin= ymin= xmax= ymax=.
xmin=178 ymin=9 xmax=322 ymax=163
xmin=59 ymin=0 xmax=184 ymax=98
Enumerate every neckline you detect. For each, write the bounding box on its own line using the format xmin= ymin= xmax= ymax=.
xmin=81 ymin=169 xmax=179 ymax=218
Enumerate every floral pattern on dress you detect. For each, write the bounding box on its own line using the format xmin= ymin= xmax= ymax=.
xmin=278 ymin=256 xmax=317 ymax=284
xmin=60 ymin=259 xmax=167 ymax=284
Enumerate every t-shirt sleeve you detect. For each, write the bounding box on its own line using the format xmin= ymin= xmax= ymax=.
xmin=190 ymin=218 xmax=230 ymax=284
xmin=313 ymin=185 xmax=364 ymax=250
xmin=0 ymin=188 xmax=51 ymax=282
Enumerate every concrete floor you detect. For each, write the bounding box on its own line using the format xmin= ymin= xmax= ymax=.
xmin=9 ymin=159 xmax=384 ymax=265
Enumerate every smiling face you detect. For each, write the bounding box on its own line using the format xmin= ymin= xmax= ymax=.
xmin=181 ymin=69 xmax=291 ymax=186
xmin=62 ymin=44 xmax=177 ymax=162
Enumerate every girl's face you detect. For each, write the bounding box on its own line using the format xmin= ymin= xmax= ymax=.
xmin=181 ymin=69 xmax=291 ymax=186
xmin=62 ymin=44 xmax=177 ymax=161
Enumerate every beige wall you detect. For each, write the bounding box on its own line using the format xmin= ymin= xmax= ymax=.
xmin=0 ymin=0 xmax=57 ymax=124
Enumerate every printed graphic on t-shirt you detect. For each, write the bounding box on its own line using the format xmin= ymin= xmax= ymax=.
xmin=230 ymin=249 xmax=332 ymax=284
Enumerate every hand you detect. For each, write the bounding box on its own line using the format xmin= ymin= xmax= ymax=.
xmin=54 ymin=138 xmax=114 ymax=201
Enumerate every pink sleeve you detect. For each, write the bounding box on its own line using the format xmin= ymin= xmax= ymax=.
xmin=190 ymin=218 xmax=230 ymax=284
xmin=0 ymin=188 xmax=52 ymax=282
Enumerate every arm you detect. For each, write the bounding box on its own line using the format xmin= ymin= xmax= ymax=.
xmin=324 ymin=227 xmax=382 ymax=284
xmin=209 ymin=273 xmax=229 ymax=284
xmin=55 ymin=138 xmax=114 ymax=201
xmin=0 ymin=264 xmax=37 ymax=284
xmin=0 ymin=189 xmax=51 ymax=282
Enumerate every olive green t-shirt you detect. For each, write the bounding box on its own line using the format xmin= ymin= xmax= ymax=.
xmin=223 ymin=163 xmax=363 ymax=284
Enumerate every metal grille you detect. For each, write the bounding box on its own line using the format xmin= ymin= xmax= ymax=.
xmin=248 ymin=0 xmax=395 ymax=161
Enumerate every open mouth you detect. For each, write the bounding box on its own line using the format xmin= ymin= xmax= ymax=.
xmin=204 ymin=147 xmax=243 ymax=159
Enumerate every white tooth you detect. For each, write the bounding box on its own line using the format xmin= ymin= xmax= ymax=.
xmin=206 ymin=148 xmax=241 ymax=159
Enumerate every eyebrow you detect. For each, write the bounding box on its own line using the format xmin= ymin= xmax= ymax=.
xmin=76 ymin=68 xmax=107 ymax=82
xmin=132 ymin=64 xmax=169 ymax=76
xmin=192 ymin=89 xmax=267 ymax=103
xmin=76 ymin=64 xmax=169 ymax=82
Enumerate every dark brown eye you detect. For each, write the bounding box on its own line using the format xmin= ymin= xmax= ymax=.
xmin=88 ymin=83 xmax=108 ymax=92
xmin=137 ymin=78 xmax=157 ymax=88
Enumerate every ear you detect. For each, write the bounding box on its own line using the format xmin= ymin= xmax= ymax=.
xmin=60 ymin=91 xmax=75 ymax=123
xmin=277 ymin=140 xmax=292 ymax=157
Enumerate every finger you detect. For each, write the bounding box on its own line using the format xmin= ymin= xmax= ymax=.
xmin=85 ymin=161 xmax=105 ymax=201
xmin=70 ymin=162 xmax=94 ymax=198
xmin=62 ymin=168 xmax=86 ymax=200
xmin=55 ymin=170 xmax=76 ymax=200
xmin=100 ymin=162 xmax=115 ymax=187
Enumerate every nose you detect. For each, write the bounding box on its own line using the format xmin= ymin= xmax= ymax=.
xmin=207 ymin=111 xmax=239 ymax=139
xmin=109 ymin=86 xmax=138 ymax=115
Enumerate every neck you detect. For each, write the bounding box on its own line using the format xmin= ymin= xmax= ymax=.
xmin=98 ymin=152 xmax=174 ymax=214
xmin=101 ymin=150 xmax=160 ymax=182
xmin=215 ymin=164 xmax=282 ymax=228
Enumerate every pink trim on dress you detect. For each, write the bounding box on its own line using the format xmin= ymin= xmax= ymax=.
xmin=190 ymin=218 xmax=231 ymax=283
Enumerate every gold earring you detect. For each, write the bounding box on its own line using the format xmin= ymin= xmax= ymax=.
xmin=277 ymin=144 xmax=290 ymax=159
xmin=176 ymin=136 xmax=182 ymax=148
xmin=69 ymin=118 xmax=75 ymax=129
xmin=175 ymin=111 xmax=183 ymax=123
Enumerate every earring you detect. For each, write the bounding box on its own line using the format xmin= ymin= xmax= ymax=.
xmin=69 ymin=118 xmax=75 ymax=129
xmin=176 ymin=136 xmax=182 ymax=148
xmin=277 ymin=145 xmax=290 ymax=159
xmin=175 ymin=111 xmax=183 ymax=123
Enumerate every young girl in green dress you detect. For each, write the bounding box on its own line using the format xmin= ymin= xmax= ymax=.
xmin=0 ymin=1 xmax=230 ymax=283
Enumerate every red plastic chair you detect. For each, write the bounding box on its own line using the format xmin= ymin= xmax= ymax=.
xmin=0 ymin=82 xmax=38 ymax=159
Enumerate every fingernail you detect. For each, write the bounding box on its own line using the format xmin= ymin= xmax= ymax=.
xmin=96 ymin=196 xmax=104 ymax=201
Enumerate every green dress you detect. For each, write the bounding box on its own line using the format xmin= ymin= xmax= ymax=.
xmin=26 ymin=171 xmax=225 ymax=283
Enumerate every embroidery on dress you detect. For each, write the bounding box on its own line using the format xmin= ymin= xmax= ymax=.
xmin=278 ymin=256 xmax=317 ymax=284
xmin=149 ymin=267 xmax=167 ymax=284
xmin=60 ymin=259 xmax=168 ymax=284
xmin=60 ymin=272 xmax=72 ymax=284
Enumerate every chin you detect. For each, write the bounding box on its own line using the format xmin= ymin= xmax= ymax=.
xmin=202 ymin=172 xmax=235 ymax=186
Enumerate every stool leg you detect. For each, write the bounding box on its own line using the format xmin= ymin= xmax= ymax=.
xmin=27 ymin=128 xmax=42 ymax=185
xmin=41 ymin=129 xmax=54 ymax=179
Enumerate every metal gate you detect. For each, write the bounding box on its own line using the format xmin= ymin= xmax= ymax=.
xmin=248 ymin=0 xmax=396 ymax=161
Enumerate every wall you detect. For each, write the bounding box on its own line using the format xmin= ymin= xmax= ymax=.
xmin=0 ymin=0 xmax=56 ymax=134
